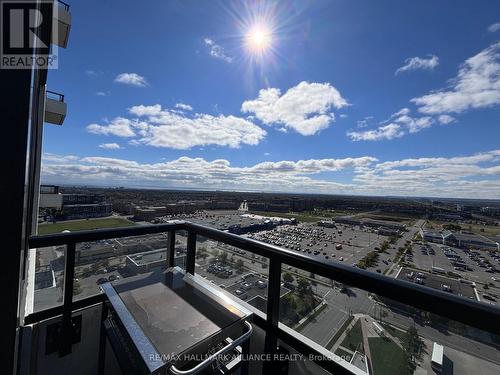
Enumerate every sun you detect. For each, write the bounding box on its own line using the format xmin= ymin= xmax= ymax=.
xmin=245 ymin=24 xmax=272 ymax=53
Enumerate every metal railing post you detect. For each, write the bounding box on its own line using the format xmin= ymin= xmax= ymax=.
xmin=59 ymin=241 xmax=76 ymax=356
xmin=186 ymin=230 xmax=196 ymax=274
xmin=167 ymin=230 xmax=176 ymax=268
xmin=264 ymin=257 xmax=281 ymax=352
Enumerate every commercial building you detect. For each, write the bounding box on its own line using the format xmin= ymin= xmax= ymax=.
xmin=420 ymin=228 xmax=500 ymax=250
xmin=335 ymin=216 xmax=406 ymax=232
xmin=39 ymin=185 xmax=112 ymax=220
xmin=444 ymin=231 xmax=499 ymax=251
xmin=421 ymin=229 xmax=446 ymax=243
xmin=133 ymin=202 xmax=199 ymax=221
xmin=125 ymin=249 xmax=186 ymax=274
xmin=63 ymin=203 xmax=112 ymax=220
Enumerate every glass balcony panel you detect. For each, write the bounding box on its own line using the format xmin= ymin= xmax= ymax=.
xmin=33 ymin=245 xmax=65 ymax=312
xmin=194 ymin=234 xmax=270 ymax=315
xmin=278 ymin=261 xmax=500 ymax=375
xmin=72 ymin=232 xmax=185 ymax=302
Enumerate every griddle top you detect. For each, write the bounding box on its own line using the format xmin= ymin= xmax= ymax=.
xmin=101 ymin=267 xmax=251 ymax=372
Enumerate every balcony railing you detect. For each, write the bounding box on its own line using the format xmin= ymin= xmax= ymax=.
xmin=26 ymin=221 xmax=500 ymax=374
xmin=56 ymin=0 xmax=70 ymax=12
xmin=45 ymin=90 xmax=65 ymax=102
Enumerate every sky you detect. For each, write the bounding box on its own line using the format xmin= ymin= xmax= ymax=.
xmin=42 ymin=0 xmax=500 ymax=199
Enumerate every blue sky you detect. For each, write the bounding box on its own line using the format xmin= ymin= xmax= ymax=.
xmin=42 ymin=0 xmax=500 ymax=198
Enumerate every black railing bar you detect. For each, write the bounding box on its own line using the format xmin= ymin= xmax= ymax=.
xmin=59 ymin=242 xmax=76 ymax=356
xmin=186 ymin=230 xmax=197 ymax=274
xmin=265 ymin=257 xmax=281 ymax=332
xmin=29 ymin=222 xmax=183 ymax=247
xmin=166 ymin=230 xmax=176 ymax=268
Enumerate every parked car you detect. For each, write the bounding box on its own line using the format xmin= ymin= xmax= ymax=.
xmin=441 ymin=284 xmax=452 ymax=292
xmin=240 ymin=282 xmax=252 ymax=291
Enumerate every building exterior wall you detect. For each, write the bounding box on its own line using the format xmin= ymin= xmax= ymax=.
xmin=39 ymin=193 xmax=63 ymax=209
xmin=63 ymin=203 xmax=112 ymax=220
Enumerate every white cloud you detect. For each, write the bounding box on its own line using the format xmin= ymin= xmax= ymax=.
xmin=488 ymin=22 xmax=500 ymax=33
xmin=395 ymin=55 xmax=439 ymax=75
xmin=87 ymin=104 xmax=266 ymax=150
xmin=98 ymin=143 xmax=122 ymax=150
xmin=42 ymin=153 xmax=79 ymax=163
xmin=114 ymin=73 xmax=149 ymax=87
xmin=85 ymin=70 xmax=103 ymax=77
xmin=95 ymin=91 xmax=109 ymax=97
xmin=41 ymin=154 xmax=375 ymax=194
xmin=204 ymin=38 xmax=233 ymax=63
xmin=40 ymin=150 xmax=500 ymax=198
xmin=349 ymin=106 xmax=458 ymax=141
xmin=175 ymin=103 xmax=193 ymax=111
xmin=390 ymin=108 xmax=410 ymax=118
xmin=241 ymin=81 xmax=348 ymax=136
xmin=437 ymin=114 xmax=456 ymax=125
xmin=347 ymin=124 xmax=404 ymax=141
xmin=411 ymin=42 xmax=500 ymax=114
xmin=356 ymin=116 xmax=374 ymax=128
xmin=390 ymin=113 xmax=434 ymax=133
xmin=354 ymin=150 xmax=500 ymax=198
xmin=128 ymin=104 xmax=162 ymax=117
xmin=87 ymin=117 xmax=137 ymax=137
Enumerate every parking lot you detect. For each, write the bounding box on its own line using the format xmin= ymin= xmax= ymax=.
xmin=410 ymin=242 xmax=500 ymax=286
xmin=397 ymin=267 xmax=477 ymax=300
xmin=247 ymin=223 xmax=394 ymax=270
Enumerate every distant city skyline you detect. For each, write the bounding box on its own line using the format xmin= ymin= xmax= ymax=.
xmin=42 ymin=0 xmax=500 ymax=199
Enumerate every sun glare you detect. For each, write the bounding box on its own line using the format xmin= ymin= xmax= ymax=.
xmin=246 ymin=24 xmax=272 ymax=53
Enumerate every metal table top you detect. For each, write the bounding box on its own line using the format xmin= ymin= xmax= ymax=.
xmin=101 ymin=267 xmax=252 ymax=374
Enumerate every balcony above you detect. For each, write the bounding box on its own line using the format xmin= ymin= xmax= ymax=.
xmin=52 ymin=0 xmax=72 ymax=48
xmin=44 ymin=91 xmax=67 ymax=125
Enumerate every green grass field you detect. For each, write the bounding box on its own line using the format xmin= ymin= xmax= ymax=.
xmin=381 ymin=322 xmax=408 ymax=344
xmin=340 ymin=320 xmax=363 ymax=352
xmin=368 ymin=337 xmax=407 ymax=375
xmin=38 ymin=217 xmax=136 ymax=235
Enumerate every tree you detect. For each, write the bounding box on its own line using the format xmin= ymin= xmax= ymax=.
xmin=297 ymin=277 xmax=311 ymax=295
xmin=220 ymin=251 xmax=228 ymax=264
xmin=236 ymin=259 xmax=244 ymax=273
xmin=283 ymin=272 xmax=294 ymax=283
xmin=73 ymin=279 xmax=82 ymax=296
xmin=403 ymin=326 xmax=424 ymax=367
